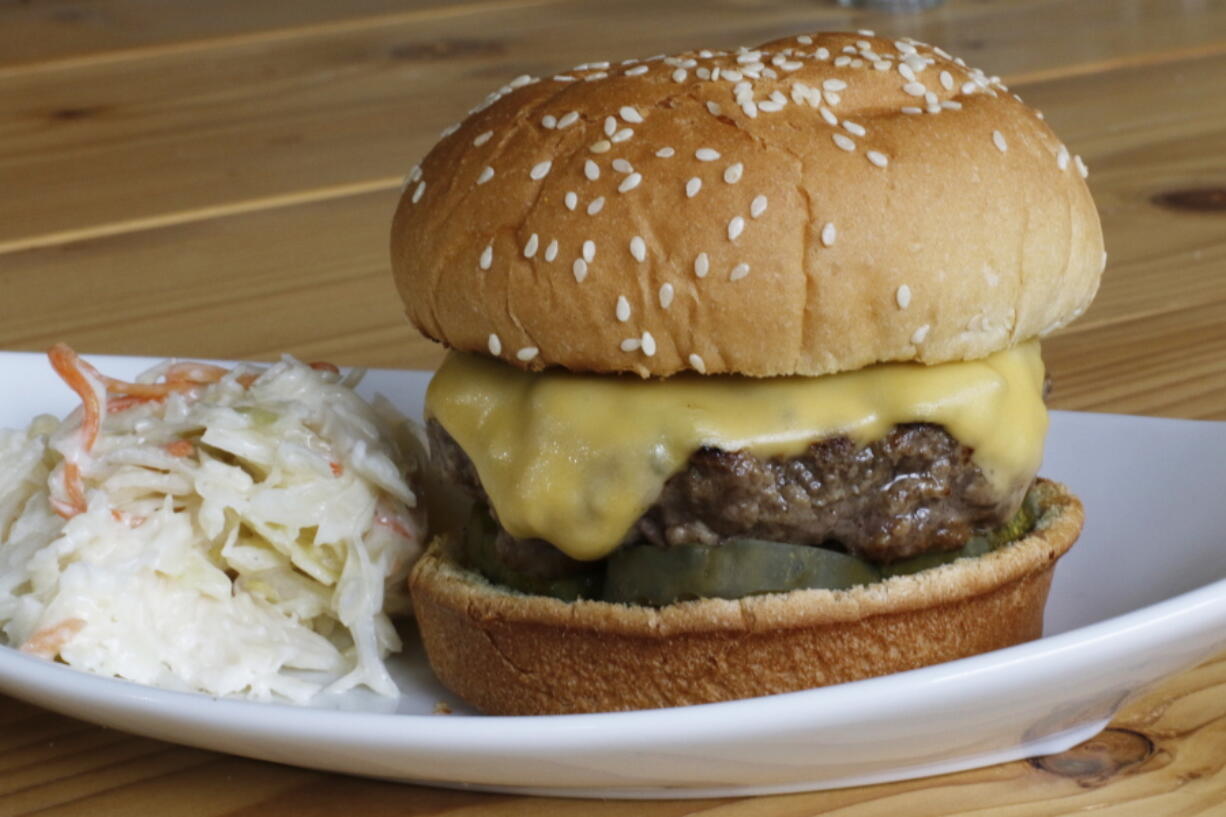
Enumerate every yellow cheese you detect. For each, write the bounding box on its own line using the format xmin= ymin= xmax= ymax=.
xmin=426 ymin=342 xmax=1048 ymax=561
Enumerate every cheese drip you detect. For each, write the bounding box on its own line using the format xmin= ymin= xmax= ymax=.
xmin=426 ymin=342 xmax=1048 ymax=561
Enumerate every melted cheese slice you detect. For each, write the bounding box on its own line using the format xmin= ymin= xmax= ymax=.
xmin=426 ymin=342 xmax=1047 ymax=561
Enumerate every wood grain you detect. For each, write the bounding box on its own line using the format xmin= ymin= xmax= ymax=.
xmin=1 ymin=0 xmax=1225 ymax=252
xmin=2 ymin=0 xmax=1225 ymax=813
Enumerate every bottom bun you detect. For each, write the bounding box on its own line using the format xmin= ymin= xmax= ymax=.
xmin=409 ymin=479 xmax=1083 ymax=715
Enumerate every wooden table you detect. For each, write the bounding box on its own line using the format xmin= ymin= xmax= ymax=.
xmin=2 ymin=0 xmax=1224 ymax=813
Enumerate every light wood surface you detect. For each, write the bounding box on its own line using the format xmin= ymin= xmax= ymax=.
xmin=1 ymin=0 xmax=1224 ymax=813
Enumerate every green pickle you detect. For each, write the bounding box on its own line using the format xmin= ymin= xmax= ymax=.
xmin=461 ymin=508 xmax=603 ymax=601
xmin=464 ymin=489 xmax=1040 ymax=605
xmin=603 ymin=539 xmax=880 ymax=606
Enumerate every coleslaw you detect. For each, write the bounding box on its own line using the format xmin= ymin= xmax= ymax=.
xmin=0 ymin=346 xmax=425 ymax=703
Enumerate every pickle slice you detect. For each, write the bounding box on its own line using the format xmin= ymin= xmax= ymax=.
xmin=603 ymin=538 xmax=880 ymax=606
xmin=462 ymin=508 xmax=603 ymax=601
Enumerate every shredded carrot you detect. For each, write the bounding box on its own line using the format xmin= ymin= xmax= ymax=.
xmin=236 ymin=372 xmax=259 ymax=388
xmin=20 ymin=618 xmax=86 ymax=659
xmin=164 ymin=440 xmax=194 ymax=458
xmin=48 ymin=344 xmax=103 ymax=454
xmin=164 ymin=361 xmax=230 ymax=385
xmin=110 ymin=508 xmax=145 ymax=527
xmin=310 ymin=361 xmax=341 ymax=375
xmin=330 ymin=461 xmax=344 ymax=477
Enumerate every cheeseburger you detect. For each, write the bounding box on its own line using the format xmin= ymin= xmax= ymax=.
xmin=392 ymin=31 xmax=1103 ymax=715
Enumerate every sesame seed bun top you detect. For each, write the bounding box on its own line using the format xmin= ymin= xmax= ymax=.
xmin=391 ymin=31 xmax=1104 ymax=377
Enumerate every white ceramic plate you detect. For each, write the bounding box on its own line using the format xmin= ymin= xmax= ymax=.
xmin=1 ymin=350 xmax=1225 ymax=799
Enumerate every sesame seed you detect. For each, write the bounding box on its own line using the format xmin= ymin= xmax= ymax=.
xmin=707 ymin=101 xmax=722 ymax=116
xmin=659 ymin=283 xmax=674 ymax=308
xmin=584 ymin=72 xmax=607 ymax=81
xmin=686 ymin=177 xmax=702 ymax=198
xmin=541 ymin=115 xmax=557 ymax=129
xmin=619 ymin=172 xmax=642 ymax=193
xmin=611 ymin=127 xmax=633 ymax=143
xmin=477 ymin=166 xmax=495 ymax=185
xmin=896 ymin=284 xmax=912 ymax=309
xmin=625 ymin=64 xmax=649 ymax=76
xmin=488 ymin=334 xmax=502 ymax=355
xmin=587 ymin=196 xmax=605 ymax=215
xmin=940 ymin=70 xmax=954 ymax=91
xmin=695 ymin=252 xmax=710 ymax=278
xmin=408 ymin=165 xmax=422 ymax=183
xmin=833 ymin=133 xmax=856 ymax=152
xmin=815 ymin=47 xmax=830 ymax=60
xmin=554 ymin=75 xmax=576 ymax=82
xmin=723 ymin=68 xmax=743 ymax=82
xmin=1036 ymin=111 xmax=1045 ymax=120
xmin=898 ymin=63 xmax=916 ymax=82
xmin=961 ymin=81 xmax=977 ymax=95
xmin=1075 ymin=155 xmax=1088 ymax=178
xmin=842 ymin=120 xmax=866 ymax=137
xmin=474 ymin=130 xmax=494 ymax=145
xmin=545 ymin=239 xmax=559 ymax=262
xmin=620 ymin=105 xmax=644 ymax=123
xmin=730 ymin=262 xmax=750 ymax=281
xmin=412 ymin=181 xmax=426 ymax=203
xmin=741 ymin=100 xmax=759 ymax=118
xmin=440 ymin=123 xmax=459 ymax=138
xmin=759 ymin=100 xmax=783 ymax=113
xmin=925 ymin=91 xmax=938 ymax=107
xmin=616 ymin=295 xmax=631 ymax=322
xmin=531 ymin=160 xmax=552 ymax=180
xmin=1057 ymin=145 xmax=1070 ymax=170
xmin=613 ymin=158 xmax=634 ymax=174
xmin=728 ymin=216 xmax=745 ymax=241
xmin=582 ymin=240 xmax=596 ymax=262
xmin=992 ymin=130 xmax=1008 ymax=152
xmin=517 ymin=347 xmax=539 ymax=362
xmin=895 ymin=41 xmax=917 ymax=55
xmin=697 ymin=67 xmax=711 ymax=80
xmin=696 ymin=148 xmax=721 ymax=162
xmin=509 ymin=73 xmax=535 ymax=88
xmin=672 ymin=68 xmax=688 ymax=82
xmin=901 ymin=106 xmax=923 ymax=115
xmin=641 ymin=331 xmax=657 ymax=357
xmin=688 ymin=353 xmax=707 ymax=373
xmin=565 ymin=191 xmax=578 ymax=210
xmin=584 ymin=160 xmax=600 ymax=181
xmin=572 ymin=258 xmax=588 ymax=282
xmin=630 ymin=235 xmax=647 ymax=262
xmin=656 ymin=147 xmax=676 ymax=158
xmin=750 ymin=195 xmax=767 ymax=218
xmin=823 ymin=78 xmax=847 ymax=92
xmin=819 ymin=106 xmax=838 ymax=126
xmin=911 ymin=324 xmax=930 ymax=345
xmin=604 ymin=116 xmax=617 ymax=137
xmin=835 ymin=55 xmax=852 ymax=68
xmin=797 ymin=35 xmax=813 ymax=45
xmin=479 ymin=245 xmax=493 ymax=270
xmin=821 ymin=222 xmax=837 ymax=247
xmin=940 ymin=100 xmax=963 ymax=110
xmin=620 ymin=338 xmax=641 ymax=352
xmin=867 ymin=150 xmax=889 ymax=168
xmin=557 ymin=111 xmax=580 ymax=129
xmin=724 ymin=162 xmax=744 ymax=184
xmin=523 ymin=233 xmax=539 ymax=258
xmin=903 ymin=82 xmax=926 ymax=97
xmin=590 ymin=140 xmax=611 ymax=154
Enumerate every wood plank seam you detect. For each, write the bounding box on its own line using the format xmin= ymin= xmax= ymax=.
xmin=0 ymin=0 xmax=570 ymax=81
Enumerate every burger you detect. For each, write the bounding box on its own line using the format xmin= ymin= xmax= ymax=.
xmin=391 ymin=31 xmax=1103 ymax=715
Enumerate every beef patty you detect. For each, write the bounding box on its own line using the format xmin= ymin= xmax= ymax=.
xmin=429 ymin=419 xmax=1029 ymax=572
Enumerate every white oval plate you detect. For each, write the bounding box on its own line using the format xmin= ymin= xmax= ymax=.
xmin=1 ymin=351 xmax=1225 ymax=799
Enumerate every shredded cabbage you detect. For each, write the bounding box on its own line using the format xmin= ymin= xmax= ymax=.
xmin=0 ymin=351 xmax=425 ymax=704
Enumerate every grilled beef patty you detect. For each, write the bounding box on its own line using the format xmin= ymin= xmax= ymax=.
xmin=428 ymin=419 xmax=1028 ymax=572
